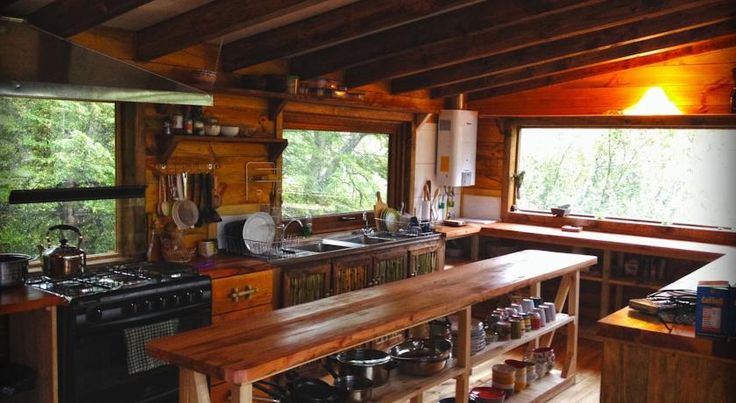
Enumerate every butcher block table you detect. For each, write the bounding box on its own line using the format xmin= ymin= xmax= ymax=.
xmin=147 ymin=250 xmax=596 ymax=403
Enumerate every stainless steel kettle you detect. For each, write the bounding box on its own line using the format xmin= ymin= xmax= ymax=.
xmin=37 ymin=225 xmax=86 ymax=279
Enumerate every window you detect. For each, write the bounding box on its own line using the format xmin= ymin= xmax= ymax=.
xmin=0 ymin=97 xmax=117 ymax=256
xmin=516 ymin=127 xmax=736 ymax=229
xmin=282 ymin=129 xmax=389 ymax=217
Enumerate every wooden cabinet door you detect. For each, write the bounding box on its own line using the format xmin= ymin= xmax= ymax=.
xmin=332 ymin=255 xmax=372 ymax=294
xmin=281 ymin=262 xmax=331 ymax=307
xmin=211 ymin=270 xmax=274 ymax=316
xmin=409 ymin=243 xmax=442 ymax=277
xmin=372 ymin=249 xmax=409 ymax=286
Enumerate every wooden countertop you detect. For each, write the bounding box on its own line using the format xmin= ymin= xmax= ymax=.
xmin=146 ymin=249 xmax=596 ymax=384
xmin=479 ymin=222 xmax=731 ymax=262
xmin=191 ymin=254 xmax=276 ymax=279
xmin=0 ymin=285 xmax=65 ymax=315
xmin=598 ymin=307 xmax=736 ymax=361
xmin=433 ymin=223 xmax=482 ymax=239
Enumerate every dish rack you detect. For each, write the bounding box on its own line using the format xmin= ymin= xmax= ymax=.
xmin=224 ymin=220 xmax=301 ymax=258
xmin=374 ymin=217 xmax=433 ymax=237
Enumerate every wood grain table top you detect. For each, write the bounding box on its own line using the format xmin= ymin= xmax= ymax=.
xmin=0 ymin=285 xmax=65 ymax=315
xmin=146 ymin=249 xmax=596 ymax=384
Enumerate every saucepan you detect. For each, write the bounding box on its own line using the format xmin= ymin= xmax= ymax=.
xmin=329 ymin=348 xmax=397 ymax=387
xmin=322 ymin=360 xmax=374 ymax=402
xmin=0 ymin=253 xmax=32 ymax=288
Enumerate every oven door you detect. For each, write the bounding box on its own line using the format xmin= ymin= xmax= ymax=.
xmin=58 ymin=302 xmax=211 ymax=403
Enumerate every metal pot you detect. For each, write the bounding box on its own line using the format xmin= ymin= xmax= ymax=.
xmin=331 ymin=348 xmax=396 ymax=387
xmin=389 ymin=338 xmax=452 ymax=377
xmin=37 ymin=225 xmax=86 ymax=279
xmin=322 ymin=360 xmax=373 ymax=403
xmin=0 ymin=253 xmax=32 ymax=288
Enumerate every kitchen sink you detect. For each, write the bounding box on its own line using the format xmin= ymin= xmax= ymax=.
xmin=333 ymin=235 xmax=395 ymax=245
xmin=286 ymin=241 xmax=354 ymax=253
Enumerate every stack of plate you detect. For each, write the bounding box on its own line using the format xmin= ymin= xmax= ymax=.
xmin=451 ymin=318 xmax=486 ymax=356
xmin=381 ymin=207 xmax=401 ymax=233
xmin=241 ymin=212 xmax=276 ymax=255
xmin=469 ymin=386 xmax=506 ymax=403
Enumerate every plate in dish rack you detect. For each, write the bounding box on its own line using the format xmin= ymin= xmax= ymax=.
xmin=382 ymin=208 xmax=400 ymax=233
xmin=241 ymin=212 xmax=276 ymax=253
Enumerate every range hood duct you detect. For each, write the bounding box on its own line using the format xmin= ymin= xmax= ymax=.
xmin=0 ymin=17 xmax=212 ymax=105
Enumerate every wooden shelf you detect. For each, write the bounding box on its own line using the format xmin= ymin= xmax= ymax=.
xmin=372 ymin=362 xmax=466 ymax=402
xmin=608 ymin=277 xmax=663 ymax=290
xmin=157 ymin=135 xmax=288 ymax=163
xmin=580 ymin=274 xmax=603 ymax=283
xmin=471 ymin=314 xmax=573 ymax=366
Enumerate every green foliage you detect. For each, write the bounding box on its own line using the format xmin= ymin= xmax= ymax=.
xmin=0 ymin=97 xmax=116 ymax=255
xmin=282 ymin=130 xmax=388 ymax=217
xmin=517 ymin=127 xmax=736 ymax=228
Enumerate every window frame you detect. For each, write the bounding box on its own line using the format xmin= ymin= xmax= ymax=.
xmin=283 ymin=113 xmax=410 ymax=234
xmin=500 ymin=115 xmax=736 ymax=245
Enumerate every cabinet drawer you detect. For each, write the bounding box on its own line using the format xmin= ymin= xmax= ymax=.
xmin=212 ymin=270 xmax=274 ymax=316
xmin=212 ymin=304 xmax=273 ymax=324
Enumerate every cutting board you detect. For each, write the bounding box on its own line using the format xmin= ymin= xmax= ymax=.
xmin=374 ymin=191 xmax=388 ymax=225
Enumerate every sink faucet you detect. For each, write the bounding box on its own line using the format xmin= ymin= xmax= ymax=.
xmin=361 ymin=211 xmax=374 ymax=236
xmin=281 ymin=218 xmax=304 ymax=243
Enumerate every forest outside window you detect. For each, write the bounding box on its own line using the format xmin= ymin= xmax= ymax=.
xmin=0 ymin=97 xmax=118 ymax=257
xmin=515 ymin=127 xmax=736 ymax=229
xmin=282 ymin=129 xmax=389 ymax=218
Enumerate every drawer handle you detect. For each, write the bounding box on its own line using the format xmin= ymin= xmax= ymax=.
xmin=231 ymin=285 xmax=258 ymax=302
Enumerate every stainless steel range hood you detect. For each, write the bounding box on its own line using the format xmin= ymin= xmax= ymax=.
xmin=0 ymin=17 xmax=212 ymax=106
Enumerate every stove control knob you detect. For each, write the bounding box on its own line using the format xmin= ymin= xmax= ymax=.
xmin=87 ymin=308 xmax=103 ymax=322
xmin=142 ymin=300 xmax=154 ymax=312
xmin=125 ymin=303 xmax=139 ymax=316
xmin=156 ymin=296 xmax=167 ymax=309
xmin=169 ymin=294 xmax=181 ymax=307
xmin=183 ymin=291 xmax=194 ymax=304
xmin=195 ymin=289 xmax=205 ymax=301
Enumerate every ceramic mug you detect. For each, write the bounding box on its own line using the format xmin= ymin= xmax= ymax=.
xmin=532 ymin=347 xmax=555 ymax=376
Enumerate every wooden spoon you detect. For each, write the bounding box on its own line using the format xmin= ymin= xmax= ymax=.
xmin=161 ymin=175 xmax=172 ymax=216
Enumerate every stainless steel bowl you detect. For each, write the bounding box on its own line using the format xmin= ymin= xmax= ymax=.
xmin=333 ymin=348 xmax=394 ymax=387
xmin=389 ymin=338 xmax=452 ymax=377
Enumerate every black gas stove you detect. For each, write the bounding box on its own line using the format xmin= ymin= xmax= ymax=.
xmin=27 ymin=261 xmax=201 ymax=301
xmin=28 ymin=262 xmax=212 ymax=403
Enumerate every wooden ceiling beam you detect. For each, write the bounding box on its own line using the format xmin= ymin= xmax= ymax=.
xmin=288 ymin=0 xmax=589 ymax=79
xmin=344 ymin=0 xmax=725 ymax=89
xmin=27 ymin=0 xmax=155 ymax=37
xmin=135 ymin=0 xmax=323 ymax=61
xmin=433 ymin=22 xmax=736 ymax=99
xmin=221 ymin=0 xmax=480 ymax=72
xmin=466 ymin=32 xmax=736 ymax=102
xmin=389 ymin=0 xmax=735 ymax=93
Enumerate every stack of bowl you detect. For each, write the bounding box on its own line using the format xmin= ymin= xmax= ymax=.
xmin=491 ymin=364 xmax=515 ymax=398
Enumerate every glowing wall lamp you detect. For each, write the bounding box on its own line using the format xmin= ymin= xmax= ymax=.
xmin=623 ymin=87 xmax=682 ymax=115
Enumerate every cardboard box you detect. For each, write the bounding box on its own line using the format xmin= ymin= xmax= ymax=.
xmin=695 ymin=281 xmax=731 ymax=337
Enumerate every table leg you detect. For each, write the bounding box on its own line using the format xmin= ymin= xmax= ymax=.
xmin=454 ymin=307 xmax=472 ymax=403
xmin=230 ymin=383 xmax=254 ymax=403
xmin=562 ymin=271 xmax=579 ymax=378
xmin=179 ymin=368 xmax=210 ymax=403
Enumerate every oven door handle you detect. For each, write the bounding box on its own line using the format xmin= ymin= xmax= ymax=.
xmin=75 ymin=302 xmax=211 ymax=334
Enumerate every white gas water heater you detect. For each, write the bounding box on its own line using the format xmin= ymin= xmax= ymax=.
xmin=436 ymin=109 xmax=478 ymax=186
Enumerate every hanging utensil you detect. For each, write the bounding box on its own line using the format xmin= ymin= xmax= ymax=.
xmin=211 ymin=171 xmax=223 ymax=208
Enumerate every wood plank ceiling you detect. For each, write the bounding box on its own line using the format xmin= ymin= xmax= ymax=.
xmin=2 ymin=0 xmax=735 ymax=102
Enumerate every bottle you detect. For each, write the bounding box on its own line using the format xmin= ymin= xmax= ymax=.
xmin=171 ymin=111 xmax=183 ymax=133
xmin=183 ymin=106 xmax=193 ymax=135
xmin=192 ymin=106 xmax=204 ymax=136
xmin=302 ymin=213 xmax=313 ymax=237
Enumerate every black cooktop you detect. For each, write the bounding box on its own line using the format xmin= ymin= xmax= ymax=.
xmin=26 ymin=262 xmax=198 ymax=300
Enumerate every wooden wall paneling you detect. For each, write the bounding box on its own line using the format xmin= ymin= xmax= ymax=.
xmin=464 ymin=118 xmax=505 ymax=197
xmin=467 ymin=46 xmax=736 ymax=115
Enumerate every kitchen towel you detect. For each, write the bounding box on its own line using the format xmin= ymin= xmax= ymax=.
xmin=123 ymin=319 xmax=180 ymax=375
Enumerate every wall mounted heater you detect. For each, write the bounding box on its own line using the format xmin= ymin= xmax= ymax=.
xmin=436 ymin=109 xmax=478 ymax=187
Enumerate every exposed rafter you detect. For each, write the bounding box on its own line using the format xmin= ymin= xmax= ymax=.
xmin=466 ymin=33 xmax=736 ymax=101
xmin=135 ymin=0 xmax=325 ymax=61
xmin=288 ymin=0 xmax=589 ymax=79
xmin=343 ymin=0 xmax=726 ymax=89
xmin=27 ymin=0 xmax=155 ymax=37
xmin=388 ymin=0 xmax=735 ymax=94
xmin=434 ymin=23 xmax=736 ymax=99
xmin=221 ymin=0 xmax=481 ymax=72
